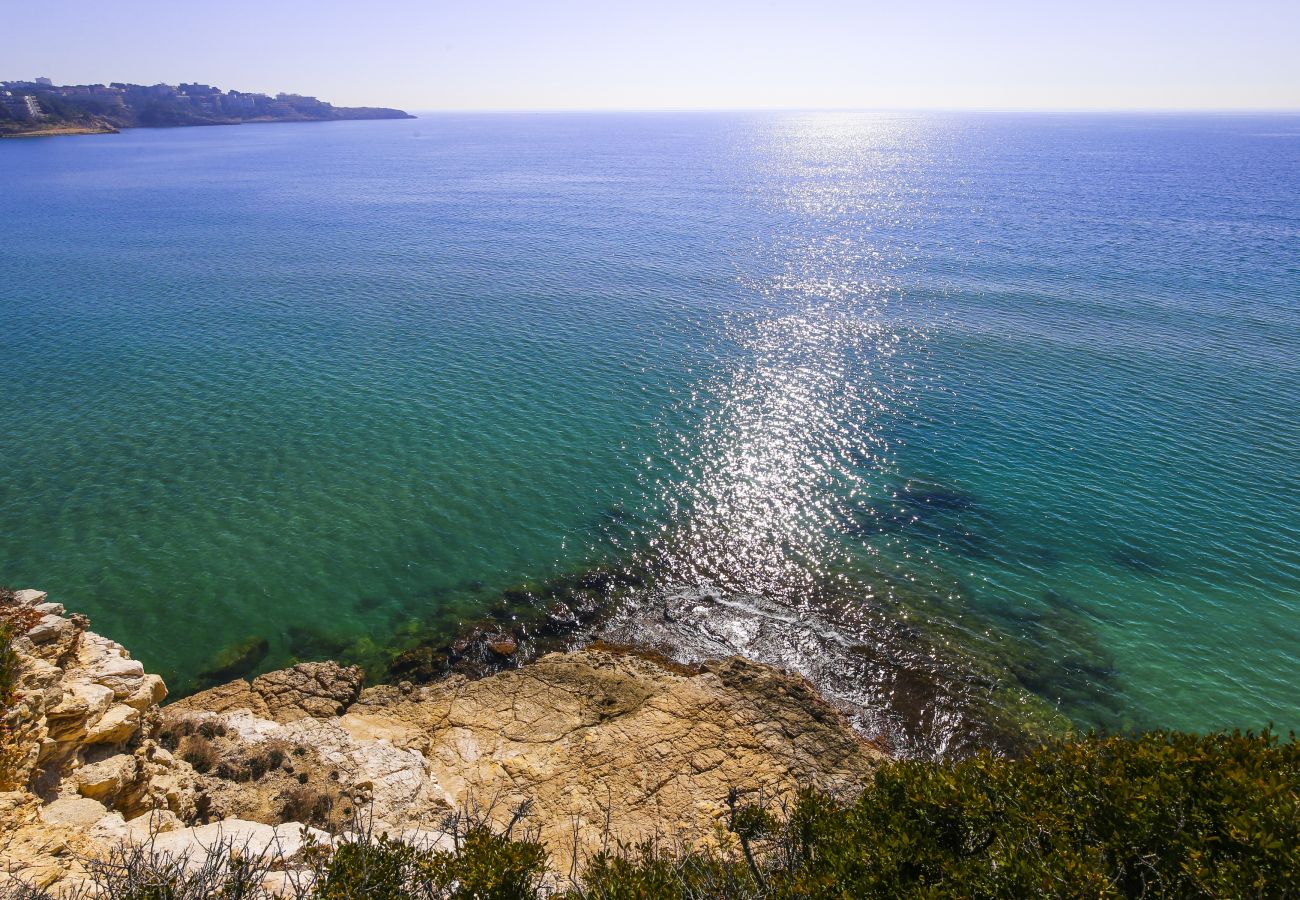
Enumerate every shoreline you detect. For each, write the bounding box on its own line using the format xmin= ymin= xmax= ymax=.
xmin=0 ymin=123 xmax=120 ymax=138
xmin=2 ymin=586 xmax=1294 ymax=896
xmin=0 ymin=115 xmax=415 ymax=139
xmin=0 ymin=586 xmax=884 ymax=891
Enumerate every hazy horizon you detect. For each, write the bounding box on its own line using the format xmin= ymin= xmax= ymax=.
xmin=7 ymin=0 xmax=1299 ymax=112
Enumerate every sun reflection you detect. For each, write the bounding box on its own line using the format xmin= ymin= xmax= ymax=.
xmin=597 ymin=113 xmax=1030 ymax=756
xmin=641 ymin=112 xmax=944 ymax=599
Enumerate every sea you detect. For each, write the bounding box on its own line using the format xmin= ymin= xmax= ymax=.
xmin=2 ymin=112 xmax=1297 ymax=755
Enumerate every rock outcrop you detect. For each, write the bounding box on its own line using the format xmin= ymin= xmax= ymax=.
xmin=0 ymin=589 xmax=884 ymax=892
xmin=0 ymin=590 xmax=190 ymax=890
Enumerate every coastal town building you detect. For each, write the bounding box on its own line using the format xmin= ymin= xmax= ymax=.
xmin=0 ymin=91 xmax=43 ymax=119
xmin=2 ymin=78 xmax=412 ymax=135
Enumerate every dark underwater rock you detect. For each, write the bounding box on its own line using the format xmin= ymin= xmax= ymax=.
xmin=198 ymin=635 xmax=269 ymax=685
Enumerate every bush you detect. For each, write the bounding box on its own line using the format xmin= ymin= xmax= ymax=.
xmin=0 ymin=620 xmax=18 ymax=714
xmin=177 ymin=735 xmax=219 ymax=774
xmin=311 ymin=825 xmax=547 ymax=900
xmin=573 ymin=729 xmax=1299 ymax=899
xmin=0 ymin=589 xmax=38 ymax=787
xmin=279 ymin=784 xmax=335 ymax=827
xmin=577 ymin=728 xmax=1300 ymax=899
xmin=0 ymin=621 xmax=20 ymax=786
xmin=1 ymin=730 xmax=1295 ymax=898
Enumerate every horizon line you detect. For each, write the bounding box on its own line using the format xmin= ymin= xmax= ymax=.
xmin=400 ymin=105 xmax=1300 ymax=115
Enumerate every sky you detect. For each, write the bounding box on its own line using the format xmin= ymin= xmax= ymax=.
xmin=6 ymin=0 xmax=1299 ymax=111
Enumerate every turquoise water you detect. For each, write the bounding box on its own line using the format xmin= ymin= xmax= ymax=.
xmin=2 ymin=113 xmax=1297 ymax=742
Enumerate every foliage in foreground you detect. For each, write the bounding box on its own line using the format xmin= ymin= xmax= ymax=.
xmin=2 ymin=729 xmax=1296 ymax=899
xmin=1 ymin=587 xmax=41 ymax=787
xmin=0 ymin=587 xmax=22 ymax=712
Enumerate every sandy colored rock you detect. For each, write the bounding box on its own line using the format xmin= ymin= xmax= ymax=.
xmin=73 ymin=755 xmax=139 ymax=802
xmin=3 ymin=588 xmax=887 ymax=894
xmin=25 ymin=615 xmax=76 ymax=646
xmin=167 ymin=677 xmax=271 ymax=718
xmin=84 ymin=704 xmax=141 ymax=745
xmin=124 ymin=673 xmax=168 ymax=711
xmin=172 ymin=646 xmax=883 ymax=859
xmin=45 ymin=681 xmax=114 ymax=742
xmin=170 ymin=661 xmax=364 ymax=723
xmin=0 ymin=793 xmax=104 ymax=891
xmin=352 ymin=650 xmax=882 ymax=855
xmin=38 ymin=796 xmax=110 ymax=828
xmin=84 ymin=644 xmax=147 ymax=699
xmin=252 ymin=662 xmax=365 ymax=721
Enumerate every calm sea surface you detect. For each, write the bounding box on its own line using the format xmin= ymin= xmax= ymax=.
xmin=2 ymin=113 xmax=1297 ymax=747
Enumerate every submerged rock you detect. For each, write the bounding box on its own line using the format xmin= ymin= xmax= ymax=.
xmin=197 ymin=635 xmax=269 ymax=685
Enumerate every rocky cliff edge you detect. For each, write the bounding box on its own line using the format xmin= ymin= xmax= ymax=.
xmin=0 ymin=589 xmax=884 ymax=892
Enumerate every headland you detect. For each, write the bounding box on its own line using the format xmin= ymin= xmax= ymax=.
xmin=0 ymin=79 xmax=412 ymax=137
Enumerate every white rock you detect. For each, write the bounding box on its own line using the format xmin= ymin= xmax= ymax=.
xmin=124 ymin=674 xmax=168 ymax=711
xmin=39 ymin=796 xmax=109 ymax=828
xmin=90 ymin=654 xmax=146 ymax=699
xmin=72 ymin=681 xmax=116 ymax=721
xmin=124 ymin=809 xmax=184 ymax=838
xmin=74 ymin=754 xmax=138 ymax=801
xmin=26 ymin=614 xmax=74 ymax=645
xmin=85 ymin=704 xmax=141 ymax=745
xmin=34 ymin=602 xmax=66 ymax=616
xmin=88 ymin=811 xmax=130 ymax=843
xmin=147 ymin=820 xmax=333 ymax=868
xmin=13 ymin=589 xmax=48 ymax=606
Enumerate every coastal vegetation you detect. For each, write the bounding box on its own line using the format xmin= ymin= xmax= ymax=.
xmin=2 ymin=729 xmax=1294 ymax=898
xmin=0 ymin=80 xmax=411 ymax=137
xmin=0 ymin=587 xmax=40 ymax=787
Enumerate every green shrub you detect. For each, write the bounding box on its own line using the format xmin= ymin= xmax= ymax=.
xmin=313 ymin=825 xmax=547 ymax=900
xmin=0 ymin=622 xmax=19 ymax=786
xmin=1 ymin=730 xmax=1295 ymax=899
xmin=0 ymin=620 xmax=18 ymax=713
xmin=1 ymin=587 xmax=28 ymax=713
xmin=573 ymin=728 xmax=1298 ymax=899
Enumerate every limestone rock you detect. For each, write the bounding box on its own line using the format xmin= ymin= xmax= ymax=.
xmin=73 ymin=754 xmax=139 ymax=802
xmin=167 ymin=677 xmax=270 ymax=718
xmin=173 ymin=661 xmax=363 ymax=723
xmin=85 ymin=646 xmax=147 ymax=699
xmin=84 ymin=704 xmax=141 ymax=745
xmin=124 ymin=673 xmax=168 ymax=711
xmin=146 ymin=819 xmax=333 ymax=868
xmin=45 ymin=681 xmax=115 ymax=741
xmin=2 ymin=587 xmax=887 ymax=896
xmin=252 ymin=662 xmax=364 ymax=722
xmin=170 ymin=647 xmax=883 ymax=860
xmin=26 ymin=614 xmax=74 ymax=645
xmin=39 ymin=796 xmax=110 ymax=828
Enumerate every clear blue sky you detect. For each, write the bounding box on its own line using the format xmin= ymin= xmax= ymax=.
xmin=7 ymin=0 xmax=1298 ymax=110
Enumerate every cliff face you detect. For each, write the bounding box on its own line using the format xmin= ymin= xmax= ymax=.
xmin=0 ymin=589 xmax=883 ymax=893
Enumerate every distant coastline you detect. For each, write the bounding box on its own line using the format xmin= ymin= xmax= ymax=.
xmin=0 ymin=78 xmax=413 ymax=138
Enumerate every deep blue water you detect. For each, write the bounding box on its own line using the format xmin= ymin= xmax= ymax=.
xmin=2 ymin=112 xmax=1297 ymax=746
